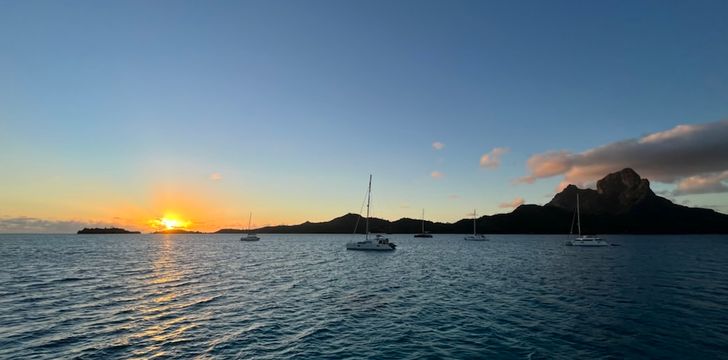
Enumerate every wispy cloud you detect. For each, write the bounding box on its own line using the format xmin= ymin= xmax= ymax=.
xmin=0 ymin=217 xmax=116 ymax=233
xmin=480 ymin=147 xmax=509 ymax=168
xmin=448 ymin=194 xmax=460 ymax=200
xmin=499 ymin=197 xmax=525 ymax=209
xmin=431 ymin=171 xmax=445 ymax=179
xmin=209 ymin=172 xmax=222 ymax=181
xmin=516 ymin=119 xmax=728 ymax=193
xmin=432 ymin=141 xmax=445 ymax=150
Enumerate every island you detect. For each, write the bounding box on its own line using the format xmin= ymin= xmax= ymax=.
xmin=217 ymin=168 xmax=728 ymax=234
xmin=152 ymin=229 xmax=206 ymax=234
xmin=77 ymin=227 xmax=141 ymax=234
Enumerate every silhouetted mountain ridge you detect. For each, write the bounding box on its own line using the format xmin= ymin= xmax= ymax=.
xmin=218 ymin=169 xmax=728 ymax=234
xmin=547 ymin=168 xmax=658 ymax=215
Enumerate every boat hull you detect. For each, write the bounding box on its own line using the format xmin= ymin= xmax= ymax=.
xmin=464 ymin=235 xmax=488 ymax=241
xmin=346 ymin=245 xmax=395 ymax=251
xmin=241 ymin=235 xmax=260 ymax=241
xmin=346 ymin=238 xmax=396 ymax=251
xmin=567 ymin=237 xmax=608 ymax=246
xmin=414 ymin=233 xmax=433 ymax=238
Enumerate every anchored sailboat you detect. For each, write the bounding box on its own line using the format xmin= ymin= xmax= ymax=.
xmin=464 ymin=209 xmax=488 ymax=241
xmin=346 ymin=175 xmax=396 ymax=251
xmin=414 ymin=209 xmax=433 ymax=238
xmin=566 ymin=193 xmax=608 ymax=246
xmin=240 ymin=212 xmax=260 ymax=241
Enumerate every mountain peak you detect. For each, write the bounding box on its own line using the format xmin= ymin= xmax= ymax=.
xmin=596 ymin=168 xmax=652 ymax=197
xmin=548 ymin=168 xmax=655 ymax=214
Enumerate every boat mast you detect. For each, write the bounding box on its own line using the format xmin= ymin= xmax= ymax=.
xmin=576 ymin=193 xmax=582 ymax=236
xmin=569 ymin=210 xmax=576 ymax=235
xmin=421 ymin=209 xmax=425 ymax=233
xmin=365 ymin=174 xmax=372 ymax=240
xmin=473 ymin=209 xmax=477 ymax=235
xmin=248 ymin=211 xmax=252 ymax=232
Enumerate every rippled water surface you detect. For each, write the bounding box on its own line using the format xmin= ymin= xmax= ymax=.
xmin=1 ymin=234 xmax=727 ymax=359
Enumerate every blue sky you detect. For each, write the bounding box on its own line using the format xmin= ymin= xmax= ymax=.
xmin=1 ymin=1 xmax=728 ymax=231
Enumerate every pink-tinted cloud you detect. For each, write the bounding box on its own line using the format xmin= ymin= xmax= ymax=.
xmin=639 ymin=124 xmax=705 ymax=144
xmin=673 ymin=171 xmax=728 ymax=195
xmin=209 ymin=172 xmax=222 ymax=181
xmin=432 ymin=141 xmax=445 ymax=150
xmin=517 ymin=119 xmax=728 ymax=193
xmin=431 ymin=171 xmax=445 ymax=179
xmin=499 ymin=197 xmax=525 ymax=209
xmin=480 ymin=147 xmax=509 ymax=168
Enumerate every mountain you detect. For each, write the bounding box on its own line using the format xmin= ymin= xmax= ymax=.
xmin=547 ymin=168 xmax=660 ymax=215
xmin=218 ymin=213 xmax=403 ymax=234
xmin=541 ymin=168 xmax=728 ymax=233
xmin=218 ymin=168 xmax=728 ymax=234
xmin=216 ymin=213 xmax=460 ymax=234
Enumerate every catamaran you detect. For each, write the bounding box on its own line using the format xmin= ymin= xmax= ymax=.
xmin=240 ymin=212 xmax=260 ymax=241
xmin=346 ymin=175 xmax=396 ymax=251
xmin=464 ymin=209 xmax=488 ymax=241
xmin=566 ymin=193 xmax=608 ymax=247
xmin=414 ymin=209 xmax=433 ymax=238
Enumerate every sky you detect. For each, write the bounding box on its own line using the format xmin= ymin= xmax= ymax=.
xmin=1 ymin=0 xmax=728 ymax=232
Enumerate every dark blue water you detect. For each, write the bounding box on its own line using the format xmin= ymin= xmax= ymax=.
xmin=1 ymin=234 xmax=727 ymax=359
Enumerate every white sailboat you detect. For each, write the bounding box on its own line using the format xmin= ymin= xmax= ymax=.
xmin=414 ymin=209 xmax=433 ymax=238
xmin=464 ymin=209 xmax=488 ymax=241
xmin=346 ymin=175 xmax=396 ymax=251
xmin=240 ymin=212 xmax=260 ymax=241
xmin=566 ymin=193 xmax=608 ymax=247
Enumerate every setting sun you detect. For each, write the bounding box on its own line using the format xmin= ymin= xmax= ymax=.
xmin=161 ymin=218 xmax=181 ymax=230
xmin=150 ymin=215 xmax=191 ymax=231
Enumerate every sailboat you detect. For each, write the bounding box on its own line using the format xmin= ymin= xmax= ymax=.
xmin=566 ymin=193 xmax=608 ymax=246
xmin=414 ymin=209 xmax=433 ymax=238
xmin=346 ymin=175 xmax=396 ymax=251
xmin=464 ymin=209 xmax=488 ymax=241
xmin=240 ymin=212 xmax=260 ymax=241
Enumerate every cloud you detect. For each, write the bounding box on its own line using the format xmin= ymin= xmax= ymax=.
xmin=448 ymin=194 xmax=460 ymax=199
xmin=638 ymin=124 xmax=703 ymax=144
xmin=480 ymin=147 xmax=509 ymax=168
xmin=499 ymin=197 xmax=525 ymax=209
xmin=517 ymin=119 xmax=728 ymax=192
xmin=209 ymin=172 xmax=222 ymax=181
xmin=432 ymin=142 xmax=445 ymax=150
xmin=431 ymin=171 xmax=445 ymax=179
xmin=673 ymin=171 xmax=728 ymax=195
xmin=0 ymin=217 xmax=115 ymax=233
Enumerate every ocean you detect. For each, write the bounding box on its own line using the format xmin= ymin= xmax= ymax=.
xmin=1 ymin=234 xmax=727 ymax=359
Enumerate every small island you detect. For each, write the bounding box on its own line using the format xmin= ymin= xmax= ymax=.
xmin=152 ymin=229 xmax=206 ymax=234
xmin=77 ymin=227 xmax=141 ymax=234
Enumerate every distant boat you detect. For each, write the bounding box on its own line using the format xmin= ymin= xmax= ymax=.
xmin=346 ymin=175 xmax=396 ymax=251
xmin=566 ymin=193 xmax=608 ymax=247
xmin=464 ymin=209 xmax=488 ymax=241
xmin=241 ymin=212 xmax=260 ymax=241
xmin=414 ymin=209 xmax=433 ymax=238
